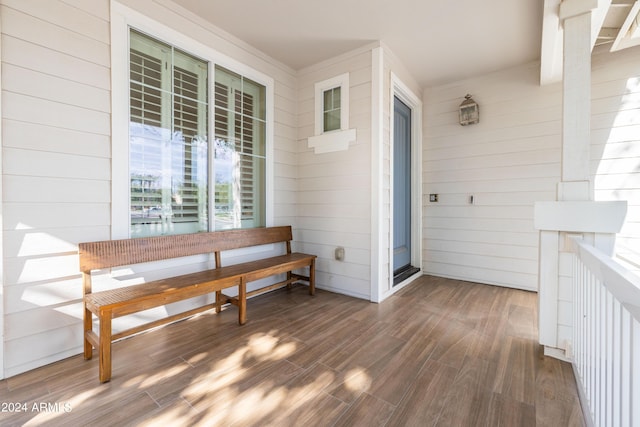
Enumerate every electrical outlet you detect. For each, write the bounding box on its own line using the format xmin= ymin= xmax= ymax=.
xmin=429 ymin=194 xmax=438 ymax=202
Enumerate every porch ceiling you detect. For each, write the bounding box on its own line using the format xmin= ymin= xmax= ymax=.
xmin=540 ymin=0 xmax=640 ymax=85
xmin=170 ymin=0 xmax=543 ymax=87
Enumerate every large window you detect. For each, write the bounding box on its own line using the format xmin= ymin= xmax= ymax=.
xmin=128 ymin=30 xmax=266 ymax=237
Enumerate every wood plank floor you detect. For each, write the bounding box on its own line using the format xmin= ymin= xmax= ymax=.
xmin=0 ymin=275 xmax=586 ymax=426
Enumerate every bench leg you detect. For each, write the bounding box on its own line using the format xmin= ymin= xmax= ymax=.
xmin=238 ymin=278 xmax=246 ymax=325
xmin=309 ymin=259 xmax=316 ymax=296
xmin=215 ymin=290 xmax=222 ymax=314
xmin=98 ymin=311 xmax=112 ymax=383
xmin=83 ymin=306 xmax=93 ymax=360
xmin=286 ymin=271 xmax=293 ymax=290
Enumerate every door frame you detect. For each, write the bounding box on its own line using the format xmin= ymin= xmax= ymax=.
xmin=388 ymin=73 xmax=423 ymax=295
xmin=392 ymin=96 xmax=413 ymax=276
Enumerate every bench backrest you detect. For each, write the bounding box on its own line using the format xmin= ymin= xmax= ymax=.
xmin=79 ymin=226 xmax=293 ymax=272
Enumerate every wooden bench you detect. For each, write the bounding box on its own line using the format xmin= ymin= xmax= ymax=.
xmin=78 ymin=226 xmax=316 ymax=382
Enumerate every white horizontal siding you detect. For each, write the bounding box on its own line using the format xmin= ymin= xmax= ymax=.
xmin=3 ymin=120 xmax=111 ymax=158
xmin=591 ymin=46 xmax=640 ymax=275
xmin=4 ymin=203 xmax=110 ymax=234
xmin=422 ymin=260 xmax=537 ymax=290
xmin=3 ymin=175 xmax=110 ymax=204
xmin=297 ymin=49 xmax=373 ymax=299
xmin=1 ymin=35 xmax=110 ymax=89
xmin=59 ymin=0 xmax=110 ymax=19
xmin=1 ymin=5 xmax=109 ymax=67
xmin=4 ymin=324 xmax=84 ymax=377
xmin=2 ymin=0 xmax=112 ymax=379
xmin=5 ymin=277 xmax=83 ymax=315
xmin=4 ymin=227 xmax=109 ymax=258
xmin=423 ymin=62 xmax=562 ymax=291
xmin=3 ymin=63 xmax=110 ymax=113
xmin=3 ymin=91 xmax=110 ymax=135
xmin=1 ymin=0 xmax=299 ymax=378
xmin=3 ymin=0 xmax=109 ymax=43
xmin=3 ymin=148 xmax=110 ymax=180
xmin=424 ymin=47 xmax=640 ymax=352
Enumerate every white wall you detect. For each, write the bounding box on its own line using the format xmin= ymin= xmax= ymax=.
xmin=296 ymin=43 xmax=422 ymax=302
xmin=423 ymin=61 xmax=562 ymax=292
xmin=591 ymin=45 xmax=640 ymax=274
xmin=1 ymin=0 xmax=112 ymax=378
xmin=0 ymin=0 xmax=298 ymax=378
xmin=296 ymin=48 xmax=373 ymax=300
xmin=423 ymin=46 xmax=640 ymax=350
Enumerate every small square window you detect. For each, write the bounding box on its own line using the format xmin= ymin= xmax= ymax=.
xmin=314 ymin=73 xmax=349 ymax=135
xmin=308 ymin=73 xmax=355 ymax=154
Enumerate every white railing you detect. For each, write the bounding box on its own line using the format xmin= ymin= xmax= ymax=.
xmin=569 ymin=236 xmax=640 ymax=427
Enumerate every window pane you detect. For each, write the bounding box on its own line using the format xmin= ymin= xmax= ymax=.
xmin=324 ymin=110 xmax=341 ymax=132
xmin=332 ymin=87 xmax=341 ymax=109
xmin=129 ymin=30 xmax=208 ymax=237
xmin=323 ymin=89 xmax=333 ymax=113
xmin=242 ymin=118 xmax=266 ymax=157
xmin=322 ymin=87 xmax=341 ymax=132
xmin=214 ymin=65 xmax=266 ymax=230
xmin=214 ymin=140 xmax=265 ymax=230
xmin=244 ymin=77 xmax=266 ymax=119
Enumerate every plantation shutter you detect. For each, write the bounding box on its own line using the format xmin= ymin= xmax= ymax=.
xmin=213 ymin=66 xmax=266 ymax=230
xmin=129 ymin=30 xmax=208 ymax=237
xmin=172 ymin=55 xmax=208 ymax=222
xmin=129 ymin=36 xmax=167 ymax=225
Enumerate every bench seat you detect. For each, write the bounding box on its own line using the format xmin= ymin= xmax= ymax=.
xmin=85 ymin=252 xmax=316 ymax=318
xmin=79 ymin=226 xmax=316 ymax=382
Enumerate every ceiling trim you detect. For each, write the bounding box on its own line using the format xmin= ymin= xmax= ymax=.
xmin=540 ymin=0 xmax=563 ymax=85
xmin=540 ymin=0 xmax=612 ymax=85
xmin=611 ymin=0 xmax=640 ymax=51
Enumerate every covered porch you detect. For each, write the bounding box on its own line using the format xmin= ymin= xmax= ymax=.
xmin=1 ymin=0 xmax=639 ymax=425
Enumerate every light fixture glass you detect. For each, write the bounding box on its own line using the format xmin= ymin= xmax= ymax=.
xmin=459 ymin=94 xmax=479 ymax=126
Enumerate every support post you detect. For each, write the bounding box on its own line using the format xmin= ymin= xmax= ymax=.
xmin=537 ymin=1 xmax=596 ymax=353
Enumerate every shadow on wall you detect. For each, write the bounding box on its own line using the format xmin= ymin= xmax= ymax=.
xmin=592 ymin=73 xmax=640 ymax=273
xmin=4 ymin=226 xmax=216 ymax=378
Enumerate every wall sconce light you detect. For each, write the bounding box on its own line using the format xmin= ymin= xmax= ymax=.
xmin=459 ymin=94 xmax=479 ymax=126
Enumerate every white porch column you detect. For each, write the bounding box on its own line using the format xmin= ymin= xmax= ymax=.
xmin=538 ymin=0 xmax=597 ymax=351
xmin=559 ymin=0 xmax=595 ymax=196
xmin=536 ymin=1 xmax=627 ymax=357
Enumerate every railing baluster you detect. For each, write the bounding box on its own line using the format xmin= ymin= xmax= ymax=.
xmin=621 ymin=309 xmax=630 ymax=427
xmin=585 ymin=266 xmax=595 ymax=416
xmin=568 ymin=237 xmax=640 ymax=427
xmin=612 ymin=298 xmax=621 ymax=427
xmin=598 ymin=281 xmax=604 ymax=425
xmin=632 ymin=317 xmax=639 ymax=427
xmin=605 ymin=290 xmax=613 ymax=427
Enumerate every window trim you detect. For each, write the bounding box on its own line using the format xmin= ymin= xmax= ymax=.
xmin=111 ymin=1 xmax=274 ymax=239
xmin=314 ymin=73 xmax=349 ymax=135
xmin=308 ymin=72 xmax=356 ymax=154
